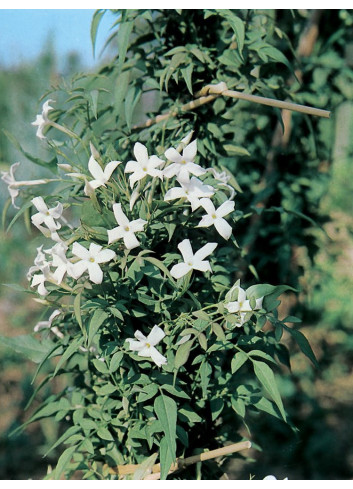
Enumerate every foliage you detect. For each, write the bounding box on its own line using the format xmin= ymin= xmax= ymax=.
xmin=2 ymin=8 xmax=352 ymax=480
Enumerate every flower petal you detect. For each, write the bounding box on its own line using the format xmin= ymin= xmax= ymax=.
xmin=182 ymin=140 xmax=197 ymax=161
xmin=95 ymin=248 xmax=116 ymax=264
xmin=149 ymin=346 xmax=167 ymax=367
xmin=170 ymin=262 xmax=192 ymax=279
xmin=129 ymin=218 xmax=147 ymax=233
xmin=214 ymin=217 xmax=232 ymax=240
xmin=194 ymin=242 xmax=217 ymax=261
xmin=134 ymin=142 xmax=149 ymax=165
xmin=107 ymin=226 xmax=125 ymax=244
xmin=88 ymin=156 xmax=105 ymax=181
xmin=123 ymin=232 xmax=140 ymax=250
xmin=216 ymin=199 xmax=235 ymax=218
xmin=32 ymin=196 xmax=48 ymax=214
xmin=104 ymin=160 xmax=120 ymax=179
xmin=199 ymin=197 xmax=215 ymax=215
xmin=72 ymin=242 xmax=90 ymax=260
xmin=112 ymin=203 xmax=130 ymax=227
xmin=147 ymin=325 xmax=165 ymax=346
xmin=177 ymin=239 xmax=194 ymax=263
xmin=88 ymin=262 xmax=103 ymax=284
xmin=71 ymin=260 xmax=88 ymax=279
xmin=165 ymin=147 xmax=182 ymax=163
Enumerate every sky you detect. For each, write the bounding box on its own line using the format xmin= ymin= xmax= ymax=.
xmin=0 ymin=9 xmax=117 ymax=70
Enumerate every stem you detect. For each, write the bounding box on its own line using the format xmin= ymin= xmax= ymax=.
xmin=49 ymin=121 xmax=80 ymax=140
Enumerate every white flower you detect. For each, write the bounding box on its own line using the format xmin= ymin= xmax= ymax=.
xmin=31 ymin=196 xmax=63 ymax=233
xmin=30 ymin=262 xmax=52 ymax=296
xmin=125 ymin=142 xmax=164 ymax=188
xmin=107 ymin=203 xmax=147 ymax=250
xmin=126 ymin=325 xmax=167 ymax=367
xmin=27 ymin=245 xmax=50 ymax=281
xmin=31 ymin=99 xmax=54 ymax=139
xmin=1 ymin=162 xmax=50 ymax=209
xmin=170 ymin=238 xmax=217 ymax=279
xmin=34 ymin=310 xmax=62 ymax=338
xmin=197 ymin=198 xmax=235 ymax=240
xmin=225 ymin=285 xmax=264 ymax=327
xmin=84 ymin=155 xmax=121 ymax=196
xmin=47 ymin=242 xmax=75 ymax=284
xmin=71 ymin=242 xmax=116 ymax=284
xmin=263 ymin=475 xmax=288 ymax=480
xmin=164 ymin=139 xmax=205 ymax=182
xmin=1 ymin=162 xmax=21 ymax=208
xmin=164 ymin=176 xmax=215 ymax=211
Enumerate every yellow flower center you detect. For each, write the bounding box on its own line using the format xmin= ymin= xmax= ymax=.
xmin=89 ymin=257 xmax=95 ymax=263
xmin=124 ymin=226 xmax=130 ymax=232
xmin=212 ymin=213 xmax=217 ymax=219
xmin=146 ymin=343 xmax=151 ymax=348
xmin=142 ymin=167 xmax=147 ymax=172
xmin=181 ymin=159 xmax=186 ymax=165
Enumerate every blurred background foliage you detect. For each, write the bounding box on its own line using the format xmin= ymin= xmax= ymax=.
xmin=0 ymin=8 xmax=353 ymax=480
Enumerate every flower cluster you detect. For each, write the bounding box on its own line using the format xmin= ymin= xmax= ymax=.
xmin=2 ymin=115 xmax=265 ymax=368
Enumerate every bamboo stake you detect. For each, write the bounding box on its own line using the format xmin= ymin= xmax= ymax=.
xmin=133 ymin=81 xmax=330 ymax=130
xmin=107 ymin=440 xmax=251 ymax=479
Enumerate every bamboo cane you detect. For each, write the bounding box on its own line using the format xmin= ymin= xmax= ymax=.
xmin=107 ymin=440 xmax=251 ymax=479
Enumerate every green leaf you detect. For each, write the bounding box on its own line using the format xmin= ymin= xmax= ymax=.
xmin=181 ymin=64 xmax=193 ymax=94
xmin=124 ymin=85 xmax=142 ymax=131
xmin=0 ymin=334 xmax=53 ymax=364
xmin=174 ymin=339 xmax=194 ymax=370
xmin=91 ymin=9 xmax=106 ymax=56
xmin=252 ymin=360 xmax=286 ymax=421
xmin=3 ymin=130 xmax=57 ymax=171
xmin=210 ymin=398 xmax=224 ymax=421
xmin=109 ymin=351 xmax=124 ymax=372
xmin=117 ymin=21 xmax=134 ymax=72
xmin=133 ymin=453 xmax=158 ymax=480
xmin=53 ymin=336 xmax=84 ymax=376
xmin=283 ymin=326 xmax=319 ymax=368
xmin=159 ymin=436 xmax=175 ymax=480
xmin=154 ymin=394 xmax=177 ymax=463
xmin=200 ymin=361 xmax=212 ymax=398
xmin=55 ymin=445 xmax=77 ymax=480
xmin=97 ymin=426 xmax=114 ymax=441
xmin=231 ymin=351 xmax=248 ymax=373
xmin=88 ymin=309 xmax=109 ymax=347
xmin=44 ymin=425 xmax=81 ymax=457
xmin=223 ymin=144 xmax=250 ymax=156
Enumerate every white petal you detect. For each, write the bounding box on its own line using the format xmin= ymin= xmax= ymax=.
xmin=197 ymin=215 xmax=214 ymax=228
xmin=170 ymin=262 xmax=192 ymax=279
xmin=125 ymin=160 xmax=140 ymax=174
xmin=192 ymin=259 xmax=212 ymax=273
xmin=129 ymin=218 xmax=147 ymax=233
xmin=135 ymin=330 xmax=147 ymax=342
xmin=237 ymin=287 xmax=247 ymax=303
xmin=148 ymin=155 xmax=164 ymax=170
xmin=72 ymin=242 xmax=89 ymax=260
xmin=216 ymin=199 xmax=235 ymax=218
xmin=50 ymin=202 xmax=63 ymax=219
xmin=199 ymin=197 xmax=216 ymax=215
xmin=255 ymin=297 xmax=264 ymax=310
xmin=182 ymin=140 xmax=197 ymax=161
xmin=71 ymin=260 xmax=88 ymax=279
xmin=149 ymin=347 xmax=167 ymax=367
xmin=225 ymin=301 xmax=240 ymax=313
xmin=127 ymin=339 xmax=145 ymax=351
xmin=164 ymin=186 xmax=186 ymax=201
xmin=240 ymin=300 xmax=252 ymax=312
xmin=112 ymin=203 xmax=130 ymax=227
xmin=32 ymin=196 xmax=48 ymax=214
xmin=88 ymin=262 xmax=103 ymax=284
xmin=123 ymin=232 xmax=140 ymax=250
xmin=95 ymin=248 xmax=116 ymax=264
xmin=104 ymin=160 xmax=120 ymax=179
xmin=165 ymin=147 xmax=182 ymax=163
xmin=214 ymin=218 xmax=232 ymax=240
xmin=134 ymin=142 xmax=149 ymax=165
xmin=88 ymin=156 xmax=105 ymax=181
xmin=89 ymin=243 xmax=103 ymax=257
xmin=177 ymin=239 xmax=194 ymax=263
xmin=147 ymin=325 xmax=165 ymax=346
xmin=107 ymin=227 xmax=125 ymax=244
xmin=163 ymin=163 xmax=179 ymax=179
xmin=194 ymin=242 xmax=217 ymax=261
